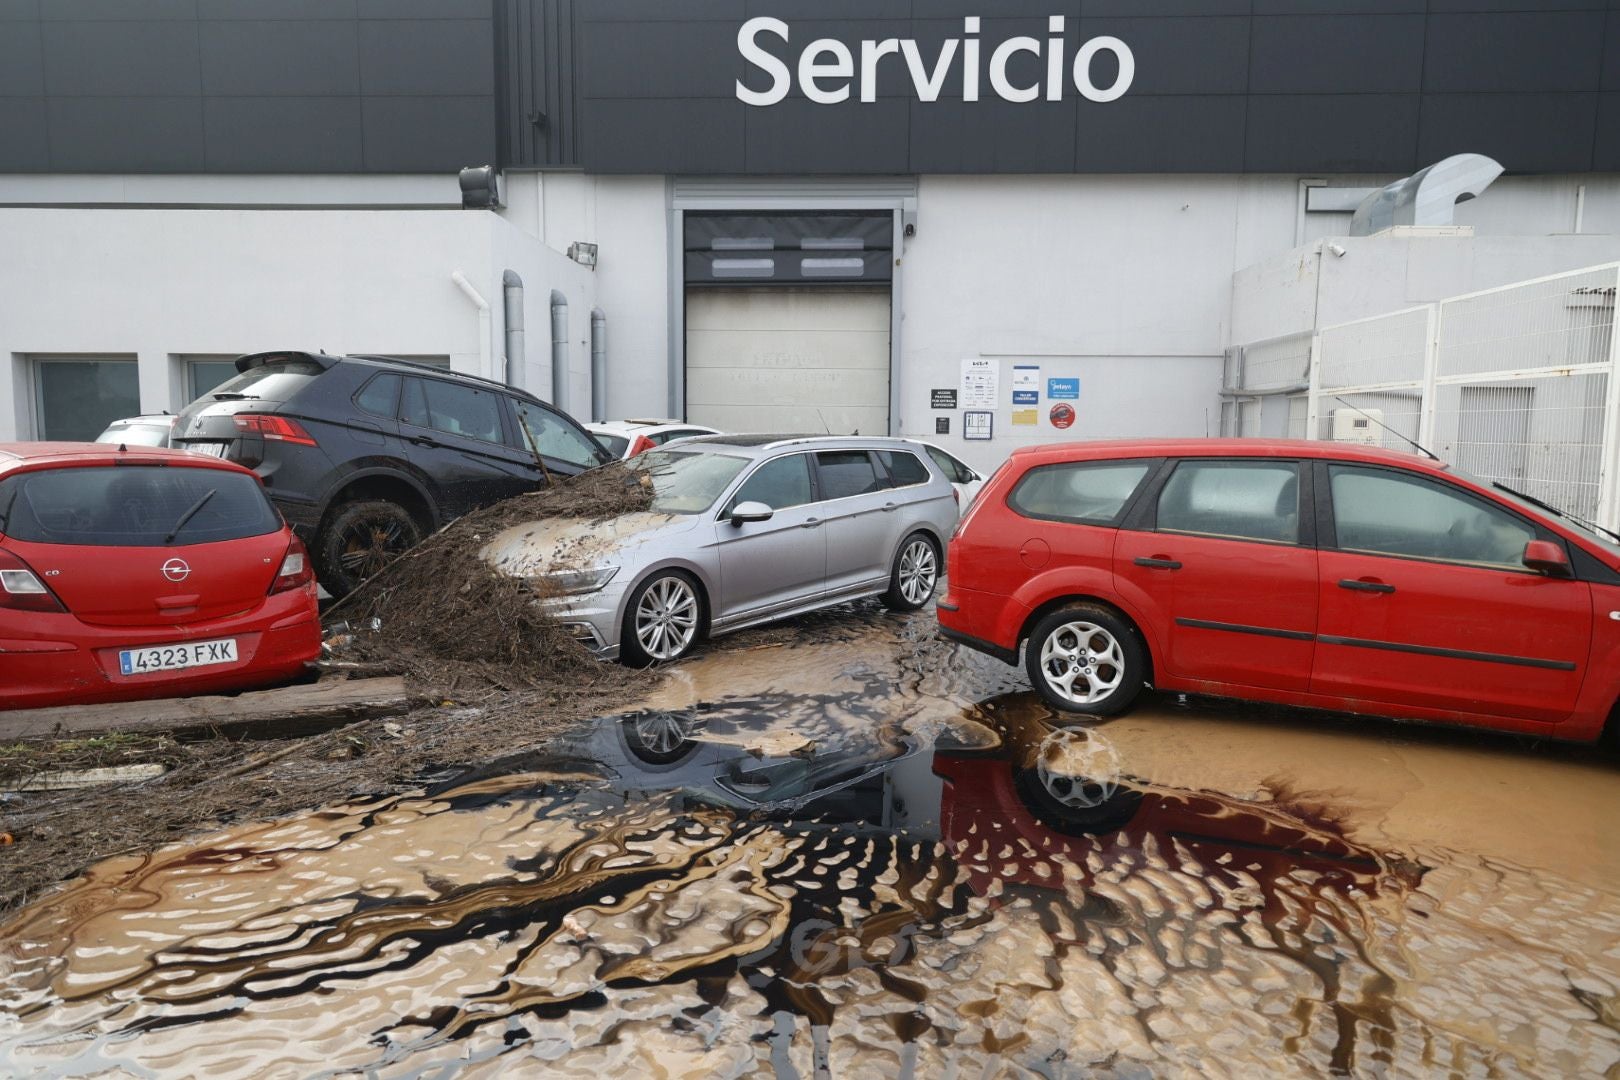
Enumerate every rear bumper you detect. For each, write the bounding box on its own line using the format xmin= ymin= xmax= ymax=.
xmin=0 ymin=599 xmax=321 ymax=710
xmin=938 ymin=624 xmax=1020 ymax=666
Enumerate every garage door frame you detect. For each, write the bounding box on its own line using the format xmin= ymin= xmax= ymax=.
xmin=667 ymin=177 xmax=917 ymax=434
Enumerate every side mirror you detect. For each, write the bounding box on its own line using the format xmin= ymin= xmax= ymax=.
xmin=728 ymin=500 xmax=774 ymax=525
xmin=1523 ymin=539 xmax=1572 ymax=577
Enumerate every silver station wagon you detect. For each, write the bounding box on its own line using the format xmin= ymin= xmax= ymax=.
xmin=484 ymin=435 xmax=960 ymax=664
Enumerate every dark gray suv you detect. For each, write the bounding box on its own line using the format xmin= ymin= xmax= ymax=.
xmin=171 ymin=351 xmax=610 ymax=596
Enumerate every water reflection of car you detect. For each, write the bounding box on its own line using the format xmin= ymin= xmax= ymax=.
xmin=483 ymin=436 xmax=958 ymax=665
xmin=95 ymin=414 xmax=177 ymax=448
xmin=0 ymin=443 xmax=320 ymax=709
xmin=940 ymin=438 xmax=1620 ymax=744
xmin=586 ymin=419 xmax=721 ymax=460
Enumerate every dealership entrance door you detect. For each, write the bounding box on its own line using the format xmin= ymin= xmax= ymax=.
xmin=685 ymin=287 xmax=890 ymax=435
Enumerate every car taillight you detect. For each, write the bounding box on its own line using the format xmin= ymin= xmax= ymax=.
xmin=270 ymin=537 xmax=315 ymax=595
xmin=627 ymin=435 xmax=654 ymax=457
xmin=0 ymin=549 xmax=66 ymax=613
xmin=234 ymin=413 xmax=318 ymax=446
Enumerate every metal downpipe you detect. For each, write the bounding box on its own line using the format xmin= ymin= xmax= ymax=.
xmin=549 ymin=290 xmax=569 ymax=408
xmin=502 ymin=270 xmax=524 ymax=388
xmin=590 ymin=308 xmax=607 ymax=421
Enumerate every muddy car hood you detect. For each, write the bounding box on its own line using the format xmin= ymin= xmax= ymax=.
xmin=482 ymin=511 xmax=698 ymax=577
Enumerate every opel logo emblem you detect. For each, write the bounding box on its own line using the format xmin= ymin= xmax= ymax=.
xmin=162 ymin=558 xmax=191 ymax=582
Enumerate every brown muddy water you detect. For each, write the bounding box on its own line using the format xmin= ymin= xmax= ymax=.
xmin=4 ymin=609 xmax=1620 ymax=1078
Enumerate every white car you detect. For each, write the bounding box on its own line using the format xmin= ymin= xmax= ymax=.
xmin=907 ymin=440 xmax=984 ymax=510
xmin=587 ymin=419 xmax=721 ymax=459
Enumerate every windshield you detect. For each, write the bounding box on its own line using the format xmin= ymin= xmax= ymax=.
xmin=630 ymin=450 xmax=750 ymax=515
xmin=95 ymin=421 xmax=171 ymax=447
xmin=0 ymin=466 xmax=282 ymax=546
xmin=1454 ymin=467 xmax=1620 ymax=558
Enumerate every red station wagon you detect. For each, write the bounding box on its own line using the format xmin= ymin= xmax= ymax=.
xmin=0 ymin=444 xmax=321 ymax=710
xmin=939 ymin=439 xmax=1620 ymax=743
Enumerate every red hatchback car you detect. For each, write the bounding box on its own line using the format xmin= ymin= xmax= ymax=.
xmin=0 ymin=443 xmax=320 ymax=710
xmin=939 ymin=439 xmax=1620 ymax=743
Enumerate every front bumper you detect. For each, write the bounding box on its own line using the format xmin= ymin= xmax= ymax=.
xmin=541 ymin=581 xmax=630 ymax=662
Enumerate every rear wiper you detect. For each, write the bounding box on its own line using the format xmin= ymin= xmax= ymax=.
xmin=210 ymin=392 xmax=259 ymax=401
xmin=1493 ymin=482 xmax=1620 ymax=545
xmin=164 ymin=489 xmax=217 ymax=544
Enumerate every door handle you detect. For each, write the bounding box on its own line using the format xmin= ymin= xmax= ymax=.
xmin=801 ymin=518 xmax=822 ymax=529
xmin=1133 ymin=556 xmax=1182 ymax=570
xmin=1338 ymin=579 xmax=1395 ymax=594
xmin=408 ymin=435 xmax=440 ymax=448
xmin=881 ymin=502 xmax=897 ymax=512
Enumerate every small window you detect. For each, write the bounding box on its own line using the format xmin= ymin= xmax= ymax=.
xmin=816 ymin=451 xmax=891 ymax=500
xmin=34 ymin=358 xmax=140 ymax=443
xmin=354 ymin=373 xmax=401 ymax=419
xmin=1009 ymin=461 xmax=1152 ymax=526
xmin=1329 ymin=465 xmax=1536 ymax=569
xmin=1157 ymin=461 xmax=1299 ymax=545
xmin=727 ymin=453 xmax=813 ymax=512
xmin=926 ymin=446 xmax=974 ymax=485
xmin=186 ymin=360 xmax=240 ymax=403
xmin=876 ymin=450 xmax=930 ymax=488
xmin=401 ymin=378 xmax=503 ymax=444
xmin=515 ymin=403 xmax=608 ymax=469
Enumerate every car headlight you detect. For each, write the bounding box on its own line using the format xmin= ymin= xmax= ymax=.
xmin=542 ymin=566 xmax=619 ymax=596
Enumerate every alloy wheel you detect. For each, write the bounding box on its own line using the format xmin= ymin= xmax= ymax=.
xmin=635 ymin=576 xmax=699 ymax=661
xmin=1038 ymin=621 xmax=1126 ymax=705
xmin=338 ymin=519 xmax=409 ymax=578
xmin=898 ymin=539 xmax=938 ymax=605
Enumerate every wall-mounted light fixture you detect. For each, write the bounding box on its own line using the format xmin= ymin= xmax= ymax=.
xmin=458 ymin=165 xmax=500 ymax=209
xmin=568 ymin=241 xmax=599 ymax=269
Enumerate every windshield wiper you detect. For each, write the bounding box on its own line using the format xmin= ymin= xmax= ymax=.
xmin=1493 ymin=481 xmax=1620 ymax=545
xmin=164 ymin=489 xmax=217 ymax=544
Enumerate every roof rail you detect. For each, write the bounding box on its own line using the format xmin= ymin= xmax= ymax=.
xmin=345 ymin=354 xmax=544 ymax=403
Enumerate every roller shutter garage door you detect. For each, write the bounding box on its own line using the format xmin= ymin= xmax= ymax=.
xmin=685 ymin=287 xmax=890 ymax=436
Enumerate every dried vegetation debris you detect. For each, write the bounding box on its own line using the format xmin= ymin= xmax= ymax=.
xmin=327 ymin=464 xmax=654 ymax=691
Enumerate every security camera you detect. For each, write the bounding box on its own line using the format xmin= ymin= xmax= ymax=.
xmin=1327 ymin=242 xmax=1348 ymax=258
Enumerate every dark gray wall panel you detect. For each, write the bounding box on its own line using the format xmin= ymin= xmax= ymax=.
xmin=204 ymin=98 xmax=365 ymax=172
xmin=745 ymin=98 xmax=909 ymax=174
xmin=1250 ymin=15 xmax=1425 ymax=94
xmin=1246 ymin=94 xmax=1419 ymax=173
xmin=1254 ymin=0 xmax=1423 ymax=11
xmin=0 ymin=19 xmax=43 ymax=96
xmin=0 ymin=1 xmax=40 ymax=19
xmin=1595 ymin=92 xmax=1620 ymax=171
xmin=359 ymin=19 xmax=496 ymax=97
xmin=908 ymin=97 xmax=1076 ymax=173
xmin=358 ymin=0 xmax=492 ymax=17
xmin=200 ymin=21 xmax=361 ymax=96
xmin=1603 ymin=16 xmax=1620 ymax=90
xmin=1079 ymin=16 xmax=1250 ymax=96
xmin=580 ymin=98 xmax=746 ymax=173
xmin=362 ymin=96 xmax=495 ymax=171
xmin=1428 ymin=0 xmax=1604 ymax=10
xmin=1084 ymin=0 xmax=1247 ymax=15
xmin=47 ymin=97 xmax=204 ymax=172
xmin=750 ymin=0 xmax=912 ymax=18
xmin=1076 ymin=95 xmax=1246 ymax=172
xmin=1418 ymin=93 xmax=1599 ymax=173
xmin=1424 ymin=12 xmax=1606 ymax=93
xmin=40 ymin=0 xmax=195 ymax=19
xmin=198 ymin=0 xmax=359 ymax=19
xmin=41 ymin=20 xmax=201 ymax=96
xmin=0 ymin=97 xmax=48 ymax=170
xmin=582 ymin=0 xmax=744 ymax=21
xmin=581 ymin=19 xmax=743 ymax=100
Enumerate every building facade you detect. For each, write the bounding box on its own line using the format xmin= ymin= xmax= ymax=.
xmin=1 ymin=0 xmax=1617 ymax=473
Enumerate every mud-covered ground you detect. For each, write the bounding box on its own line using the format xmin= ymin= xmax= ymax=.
xmin=4 ymin=606 xmax=1620 ymax=1077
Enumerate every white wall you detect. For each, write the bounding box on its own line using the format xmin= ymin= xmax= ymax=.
xmin=0 ymin=206 xmax=595 ymax=440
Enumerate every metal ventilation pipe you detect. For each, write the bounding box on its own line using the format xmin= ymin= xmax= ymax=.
xmin=501 ymin=270 xmax=524 ymax=388
xmin=590 ymin=308 xmax=607 ymax=422
xmin=549 ymin=290 xmax=569 ymax=408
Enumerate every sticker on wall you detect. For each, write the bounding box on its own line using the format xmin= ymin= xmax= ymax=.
xmin=930 ymin=389 xmax=958 ymax=409
xmin=963 ymin=410 xmax=994 ymax=440
xmin=1049 ymin=402 xmax=1076 ymax=429
xmin=1011 ymin=365 xmax=1040 ymax=405
xmin=1012 ymin=390 xmax=1038 ymax=405
xmin=960 ymin=359 xmax=998 ymax=409
xmin=1012 ymin=408 xmax=1039 ymax=426
xmin=935 ymin=416 xmax=950 ymax=434
xmin=1047 ymin=378 xmax=1079 ymax=400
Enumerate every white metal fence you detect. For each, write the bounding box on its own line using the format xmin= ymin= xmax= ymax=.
xmin=1228 ymin=262 xmax=1620 ymax=531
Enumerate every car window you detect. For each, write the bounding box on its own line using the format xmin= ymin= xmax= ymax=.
xmin=0 ymin=466 xmax=281 ymax=547
xmin=727 ymin=453 xmax=813 ymax=512
xmin=354 ymin=373 xmax=400 ymax=420
xmin=1157 ymin=460 xmax=1299 ymax=544
xmin=816 ymin=451 xmax=891 ymax=500
xmin=1329 ymin=465 xmax=1536 ymax=569
xmin=925 ymin=446 xmax=974 ymax=485
xmin=1008 ymin=461 xmax=1152 ymax=526
xmin=401 ymin=378 xmax=504 ymax=444
xmin=515 ymin=403 xmax=607 ymax=468
xmin=877 ymin=450 xmax=930 ymax=488
xmin=593 ymin=432 xmax=630 ymax=458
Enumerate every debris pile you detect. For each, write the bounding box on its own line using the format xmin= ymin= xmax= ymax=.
xmin=329 ymin=464 xmax=654 ymax=691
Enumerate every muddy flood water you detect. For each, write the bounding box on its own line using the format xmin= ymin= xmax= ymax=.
xmin=4 ymin=608 xmax=1620 ymax=1077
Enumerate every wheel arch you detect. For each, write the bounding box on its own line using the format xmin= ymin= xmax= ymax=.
xmin=318 ymin=469 xmax=436 ymax=533
xmin=1019 ymin=594 xmax=1157 ymax=685
xmin=620 ymin=559 xmax=716 ymax=638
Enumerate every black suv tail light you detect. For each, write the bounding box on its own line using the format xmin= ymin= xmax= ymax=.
xmin=234 ymin=413 xmax=318 ymax=446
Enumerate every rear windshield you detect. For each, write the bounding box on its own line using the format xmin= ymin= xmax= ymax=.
xmin=205 ymin=359 xmax=325 ymax=404
xmin=0 ymin=466 xmax=283 ymax=547
xmin=594 ymin=433 xmax=630 ymax=457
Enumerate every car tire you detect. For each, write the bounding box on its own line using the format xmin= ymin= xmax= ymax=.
xmin=1024 ymin=604 xmax=1146 ymax=716
xmin=315 ymin=500 xmax=424 ymax=599
xmin=884 ymin=531 xmax=940 ymax=611
xmin=620 ymin=570 xmax=704 ymax=666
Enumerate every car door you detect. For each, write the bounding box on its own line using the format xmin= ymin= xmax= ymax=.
xmin=399 ymin=376 xmax=536 ymax=519
xmin=1113 ymin=458 xmax=1318 ymax=692
xmin=711 ymin=451 xmax=826 ymax=622
xmin=1311 ymin=461 xmax=1591 ymax=723
xmin=815 ymin=450 xmax=898 ymax=597
xmin=510 ymin=399 xmax=612 ymax=483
